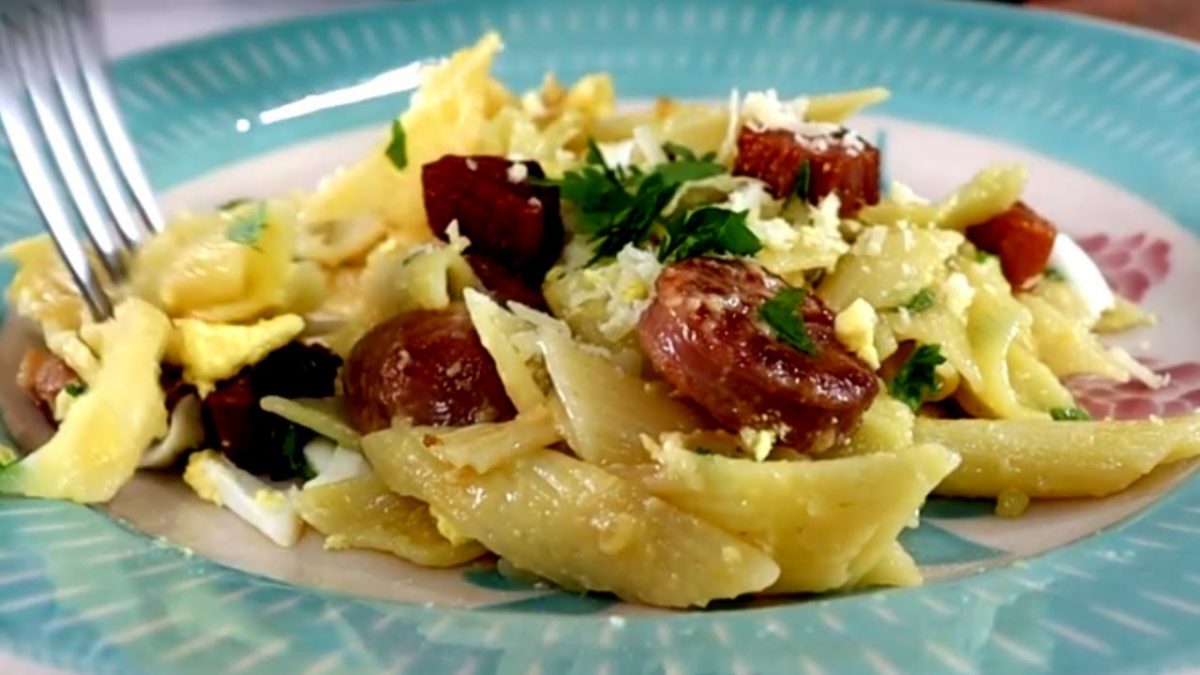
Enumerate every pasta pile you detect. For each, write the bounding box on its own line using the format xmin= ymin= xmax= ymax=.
xmin=2 ymin=32 xmax=1197 ymax=608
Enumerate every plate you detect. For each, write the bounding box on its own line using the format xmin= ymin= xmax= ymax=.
xmin=1 ymin=1 xmax=1199 ymax=673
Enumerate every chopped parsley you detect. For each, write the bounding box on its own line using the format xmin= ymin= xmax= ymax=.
xmin=225 ymin=201 xmax=268 ymax=248
xmin=793 ymin=159 xmax=811 ymax=200
xmin=889 ymin=344 xmax=946 ymax=411
xmin=974 ymin=249 xmax=997 ymax=264
xmin=694 ymin=446 xmax=715 ymax=456
xmin=1043 ymin=267 xmax=1065 ymax=281
xmin=385 ymin=119 xmax=408 ymax=170
xmin=759 ymin=288 xmax=818 ymax=356
xmin=63 ymin=382 xmax=87 ymax=397
xmin=1050 ymin=406 xmax=1091 ymax=421
xmin=902 ymin=288 xmax=936 ymax=313
xmin=280 ymin=425 xmax=316 ymax=481
xmin=545 ymin=139 xmax=725 ymax=264
xmin=661 ymin=141 xmax=713 ymax=163
xmin=217 ymin=197 xmax=252 ymax=211
xmin=658 ymin=206 xmax=761 ymax=264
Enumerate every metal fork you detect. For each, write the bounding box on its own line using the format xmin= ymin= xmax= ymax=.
xmin=0 ymin=0 xmax=163 ymax=320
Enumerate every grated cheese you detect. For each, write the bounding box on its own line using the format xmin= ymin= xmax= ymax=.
xmin=506 ymin=162 xmax=528 ymax=183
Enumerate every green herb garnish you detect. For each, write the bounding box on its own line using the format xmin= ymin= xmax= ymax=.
xmin=217 ymin=197 xmax=253 ymax=211
xmin=1050 ymin=407 xmax=1091 ymax=421
xmin=793 ymin=159 xmax=811 ymax=200
xmin=1043 ymin=267 xmax=1065 ymax=281
xmin=694 ymin=446 xmax=715 ymax=456
xmin=903 ymin=288 xmax=936 ymax=313
xmin=974 ymin=249 xmax=997 ymax=264
xmin=63 ymin=382 xmax=87 ymax=397
xmin=225 ymin=201 xmax=268 ymax=248
xmin=545 ymin=138 xmax=725 ymax=264
xmin=385 ymin=119 xmax=408 ymax=170
xmin=889 ymin=344 xmax=947 ymax=411
xmin=759 ymin=288 xmax=818 ymax=356
xmin=658 ymin=207 xmax=761 ymax=264
xmin=280 ymin=425 xmax=316 ymax=481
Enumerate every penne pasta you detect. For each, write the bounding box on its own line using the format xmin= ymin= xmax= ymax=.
xmin=917 ymin=416 xmax=1200 ymax=498
xmin=538 ymin=326 xmax=708 ymax=464
xmin=362 ymin=423 xmax=781 ymax=607
xmin=296 ymin=474 xmax=486 ymax=567
xmin=415 ymin=406 xmax=561 ymax=473
xmin=618 ymin=437 xmax=958 ymax=593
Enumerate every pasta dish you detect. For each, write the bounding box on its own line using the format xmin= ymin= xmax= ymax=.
xmin=3 ymin=33 xmax=1197 ymax=608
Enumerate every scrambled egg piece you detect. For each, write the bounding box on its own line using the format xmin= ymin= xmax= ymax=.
xmin=0 ymin=298 xmax=170 ymax=503
xmin=300 ymin=32 xmax=613 ymax=254
xmin=835 ymin=298 xmax=881 ymax=369
xmin=131 ymin=201 xmax=324 ymax=323
xmin=165 ymin=314 xmax=305 ymax=396
xmin=3 ymin=236 xmax=89 ymax=333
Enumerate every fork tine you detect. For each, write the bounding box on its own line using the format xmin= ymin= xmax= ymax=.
xmin=0 ymin=14 xmax=112 ymax=320
xmin=8 ymin=5 xmax=127 ymax=282
xmin=63 ymin=0 xmax=163 ymax=235
xmin=45 ymin=0 xmax=148 ymax=248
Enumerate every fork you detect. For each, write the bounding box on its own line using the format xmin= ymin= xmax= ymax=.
xmin=0 ymin=0 xmax=163 ymax=320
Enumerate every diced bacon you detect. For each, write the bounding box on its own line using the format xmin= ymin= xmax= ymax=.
xmin=733 ymin=127 xmax=881 ymax=216
xmin=966 ymin=201 xmax=1058 ymax=289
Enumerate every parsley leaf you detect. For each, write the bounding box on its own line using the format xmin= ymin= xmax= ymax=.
xmin=658 ymin=207 xmax=762 ymax=263
xmin=793 ymin=159 xmax=811 ymax=200
xmin=218 ymin=197 xmax=253 ymax=211
xmin=385 ymin=120 xmax=408 ymax=170
xmin=280 ymin=425 xmax=316 ymax=481
xmin=974 ymin=249 xmax=997 ymax=264
xmin=1043 ymin=267 xmax=1065 ymax=281
xmin=903 ymin=289 xmax=936 ymax=313
xmin=225 ymin=201 xmax=268 ymax=248
xmin=546 ymin=139 xmax=726 ymax=264
xmin=1050 ymin=406 xmax=1091 ymax=421
xmin=889 ymin=344 xmax=947 ymax=410
xmin=63 ymin=382 xmax=87 ymax=397
xmin=759 ymin=288 xmax=818 ymax=356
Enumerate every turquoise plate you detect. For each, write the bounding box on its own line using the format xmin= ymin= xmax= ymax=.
xmin=2 ymin=1 xmax=1200 ymax=673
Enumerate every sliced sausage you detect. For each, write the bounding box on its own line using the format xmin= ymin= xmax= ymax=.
xmin=342 ymin=305 xmax=515 ymax=433
xmin=638 ymin=258 xmax=879 ymax=452
xmin=966 ymin=201 xmax=1057 ymax=289
xmin=17 ymin=348 xmax=80 ymax=419
xmin=422 ymin=156 xmax=564 ymax=283
xmin=733 ymin=127 xmax=880 ymax=216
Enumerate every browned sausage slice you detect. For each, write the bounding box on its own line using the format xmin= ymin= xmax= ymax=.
xmin=16 ymin=348 xmax=79 ymax=419
xmin=733 ymin=127 xmax=880 ymax=216
xmin=422 ymin=156 xmax=564 ymax=282
xmin=342 ymin=305 xmax=515 ymax=433
xmin=638 ymin=258 xmax=879 ymax=452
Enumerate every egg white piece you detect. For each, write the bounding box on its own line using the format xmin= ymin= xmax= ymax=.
xmin=140 ymin=394 xmax=205 ymax=469
xmin=1047 ymin=233 xmax=1116 ymax=325
xmin=304 ymin=444 xmax=371 ymax=489
xmin=183 ymin=450 xmax=304 ymax=547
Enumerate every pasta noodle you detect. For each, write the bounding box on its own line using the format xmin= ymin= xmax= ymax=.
xmin=538 ymin=326 xmax=708 ymax=464
xmin=917 ymin=416 xmax=1200 ymax=498
xmin=295 ymin=474 xmax=486 ymax=566
xmin=362 ymin=422 xmax=781 ymax=607
xmin=618 ymin=436 xmax=958 ymax=593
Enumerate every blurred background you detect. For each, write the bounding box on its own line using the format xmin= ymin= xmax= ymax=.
xmin=94 ymin=0 xmax=1198 ymax=58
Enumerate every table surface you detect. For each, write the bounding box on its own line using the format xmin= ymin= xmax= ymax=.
xmin=6 ymin=0 xmax=1196 ymax=673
